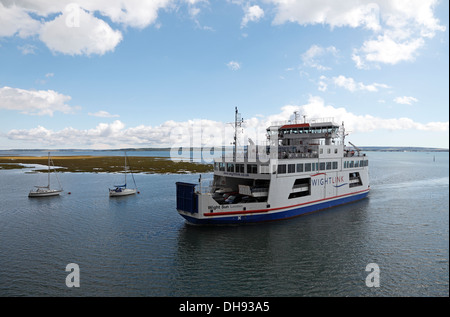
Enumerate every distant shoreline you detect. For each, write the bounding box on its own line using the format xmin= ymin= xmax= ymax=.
xmin=0 ymin=156 xmax=213 ymax=174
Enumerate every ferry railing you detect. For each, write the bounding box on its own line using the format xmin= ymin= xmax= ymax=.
xmin=222 ymin=151 xmax=272 ymax=161
xmin=278 ymin=152 xmax=318 ymax=159
xmin=220 ymin=150 xmax=323 ymax=161
xmin=343 ymin=151 xmax=366 ymax=157
xmin=271 ymin=117 xmax=335 ymax=127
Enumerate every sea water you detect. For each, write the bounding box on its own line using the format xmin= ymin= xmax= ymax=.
xmin=0 ymin=151 xmax=448 ymax=296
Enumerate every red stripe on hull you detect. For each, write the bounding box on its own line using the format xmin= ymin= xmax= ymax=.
xmin=204 ymin=188 xmax=370 ymax=217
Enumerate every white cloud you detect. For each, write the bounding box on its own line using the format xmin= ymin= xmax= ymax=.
xmin=88 ymin=111 xmax=120 ymax=118
xmin=331 ymin=75 xmax=390 ymax=92
xmin=268 ymin=0 xmax=445 ymax=67
xmin=318 ymin=76 xmax=328 ymax=92
xmin=241 ymin=5 xmax=264 ymax=28
xmin=39 ymin=7 xmax=123 ymax=56
xmin=6 ymin=96 xmax=448 ymax=148
xmin=269 ymin=96 xmax=448 ymax=133
xmin=394 ymin=96 xmax=419 ymax=105
xmin=227 ymin=61 xmax=241 ymax=71
xmin=0 ymin=0 xmax=173 ymax=56
xmin=270 ymin=0 xmax=382 ymax=30
xmin=301 ymin=45 xmax=338 ymax=71
xmin=17 ymin=44 xmax=37 ymax=55
xmin=187 ymin=0 xmax=214 ymax=31
xmin=0 ymin=86 xmax=75 ymax=116
xmin=353 ymin=34 xmax=425 ymax=67
xmin=0 ymin=2 xmax=42 ymax=38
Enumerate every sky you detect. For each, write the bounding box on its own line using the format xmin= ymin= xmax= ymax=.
xmin=0 ymin=0 xmax=449 ymax=150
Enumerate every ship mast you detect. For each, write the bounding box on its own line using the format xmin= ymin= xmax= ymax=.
xmin=233 ymin=107 xmax=243 ymax=162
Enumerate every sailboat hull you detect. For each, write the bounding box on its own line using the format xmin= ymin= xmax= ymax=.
xmin=109 ymin=188 xmax=137 ymax=197
xmin=28 ymin=189 xmax=62 ymax=197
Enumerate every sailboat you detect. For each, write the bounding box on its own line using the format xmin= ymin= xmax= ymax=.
xmin=109 ymin=152 xmax=137 ymax=197
xmin=28 ymin=152 xmax=63 ymax=197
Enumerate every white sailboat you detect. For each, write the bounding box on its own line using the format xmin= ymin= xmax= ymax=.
xmin=28 ymin=152 xmax=63 ymax=197
xmin=109 ymin=152 xmax=138 ymax=197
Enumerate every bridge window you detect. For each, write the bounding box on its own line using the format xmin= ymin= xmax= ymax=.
xmin=277 ymin=164 xmax=286 ymax=174
xmin=288 ymin=164 xmax=295 ymax=173
xmin=247 ymin=164 xmax=257 ymax=174
xmin=235 ymin=164 xmax=245 ymax=173
xmin=304 ymin=163 xmax=311 ymax=172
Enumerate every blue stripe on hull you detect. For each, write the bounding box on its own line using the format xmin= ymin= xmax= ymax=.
xmin=180 ymin=191 xmax=369 ymax=225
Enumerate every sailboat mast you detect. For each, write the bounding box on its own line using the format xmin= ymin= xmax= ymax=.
xmin=48 ymin=152 xmax=50 ymax=188
xmin=124 ymin=152 xmax=127 ymax=186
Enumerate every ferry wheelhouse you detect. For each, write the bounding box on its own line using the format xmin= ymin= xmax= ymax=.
xmin=176 ymin=110 xmax=370 ymax=225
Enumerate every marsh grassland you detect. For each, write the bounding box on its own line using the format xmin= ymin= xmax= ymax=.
xmin=0 ymin=156 xmax=213 ymax=174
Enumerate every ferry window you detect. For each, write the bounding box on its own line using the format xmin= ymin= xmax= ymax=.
xmin=226 ymin=163 xmax=235 ymax=172
xmin=288 ymin=164 xmax=295 ymax=173
xmin=277 ymin=164 xmax=286 ymax=174
xmin=319 ymin=162 xmax=325 ymax=170
xmin=332 ymin=161 xmax=338 ymax=169
xmin=320 ymin=148 xmax=323 ymax=154
xmin=219 ymin=162 xmax=225 ymax=171
xmin=334 ymin=148 xmax=338 ymax=154
xmin=326 ymin=162 xmax=332 ymax=170
xmin=349 ymin=161 xmax=354 ymax=168
xmin=214 ymin=162 xmax=218 ymax=170
xmin=296 ymin=163 xmax=304 ymax=173
xmin=247 ymin=164 xmax=257 ymax=174
xmin=304 ymin=163 xmax=311 ymax=172
xmin=312 ymin=163 xmax=317 ymax=171
xmin=354 ymin=161 xmax=359 ymax=167
xmin=327 ymin=148 xmax=331 ymax=154
xmin=235 ymin=164 xmax=245 ymax=173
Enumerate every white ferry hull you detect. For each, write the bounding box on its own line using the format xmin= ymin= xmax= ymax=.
xmin=176 ymin=165 xmax=370 ymax=225
xmin=178 ymin=188 xmax=369 ymax=225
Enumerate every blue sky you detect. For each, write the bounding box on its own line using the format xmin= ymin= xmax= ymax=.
xmin=0 ymin=0 xmax=448 ymax=149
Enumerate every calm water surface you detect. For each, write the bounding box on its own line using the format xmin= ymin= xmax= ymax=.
xmin=0 ymin=152 xmax=448 ymax=296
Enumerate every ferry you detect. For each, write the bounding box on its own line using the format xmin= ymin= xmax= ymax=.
xmin=176 ymin=109 xmax=370 ymax=225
